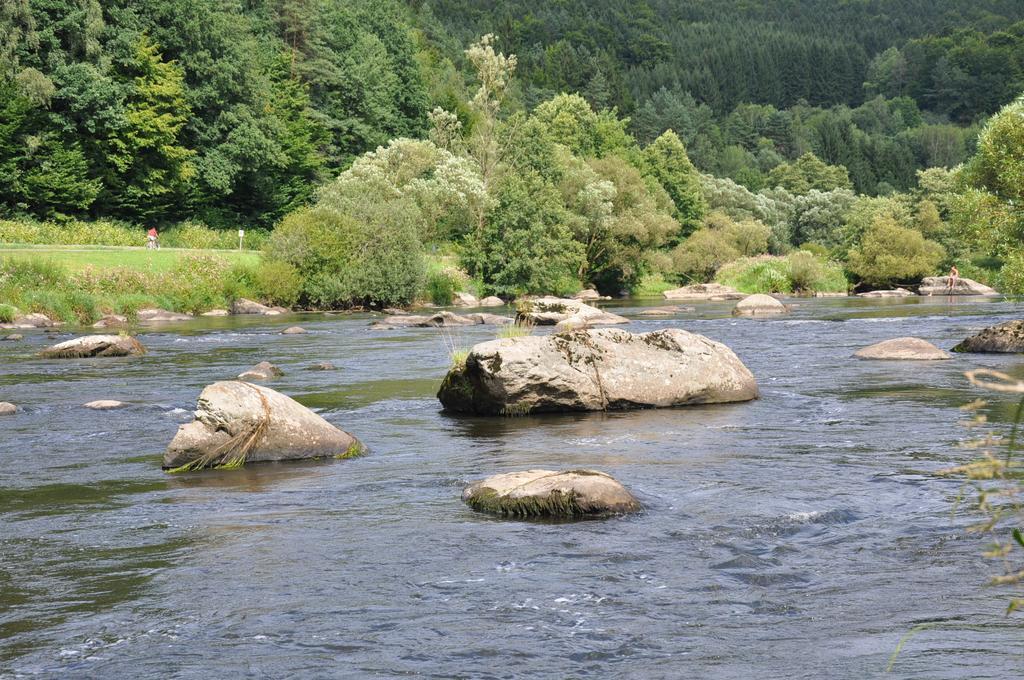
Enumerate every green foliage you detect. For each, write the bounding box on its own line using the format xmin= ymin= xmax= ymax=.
xmin=630 ymin=272 xmax=677 ymax=297
xmin=998 ymin=251 xmax=1024 ymax=295
xmin=716 ymin=256 xmax=793 ymax=294
xmin=268 ymin=201 xmax=425 ymax=308
xmin=0 ymin=218 xmax=266 ymax=250
xmin=714 ymin=252 xmax=846 ymax=294
xmin=463 ymin=171 xmax=583 ymax=297
xmin=254 ymin=261 xmax=302 ymax=308
xmin=642 ymin=130 xmax=707 ymax=230
xmin=671 ymin=211 xmax=769 ymax=282
xmin=425 ymin=270 xmax=457 ymax=305
xmin=768 ymin=153 xmax=852 ymax=195
xmin=847 ymin=216 xmax=946 ymax=287
xmin=0 ymin=303 xmax=15 ymax=323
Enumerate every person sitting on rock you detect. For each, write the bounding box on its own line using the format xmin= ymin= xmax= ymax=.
xmin=946 ymin=264 xmax=959 ymax=294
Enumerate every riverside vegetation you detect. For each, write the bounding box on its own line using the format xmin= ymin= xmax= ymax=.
xmin=3 ymin=2 xmax=1024 ymax=319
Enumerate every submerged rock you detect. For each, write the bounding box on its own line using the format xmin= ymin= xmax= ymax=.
xmin=952 ymin=320 xmax=1024 ymax=353
xmin=463 ymin=469 xmax=640 ymax=518
xmin=163 ymin=381 xmax=364 ymax=471
xmin=281 ymin=326 xmax=307 ymax=335
xmin=39 ymin=334 xmax=146 ymax=359
xmin=306 ymin=361 xmax=337 ymax=371
xmin=84 ymin=399 xmax=128 ymax=410
xmin=138 ymin=309 xmax=192 ymax=322
xmin=231 ymin=298 xmax=283 ymax=315
xmin=438 ymin=327 xmax=757 ymax=415
xmin=919 ymin=276 xmax=997 ymax=296
xmin=733 ymin=294 xmax=788 ymax=317
xmin=201 ymin=309 xmax=230 ymax=317
xmin=637 ymin=307 xmax=677 ymax=317
xmin=3 ymin=334 xmax=23 ymax=341
xmin=237 ymin=361 xmax=283 ymax=381
xmin=370 ymin=311 xmax=512 ymax=329
xmin=478 ymin=296 xmax=505 ymax=307
xmin=0 ymin=402 xmax=17 ymax=415
xmin=856 ymin=288 xmax=914 ymax=298
xmin=854 ymin=337 xmax=951 ymax=361
xmin=451 ymin=292 xmax=478 ymax=307
xmin=662 ymin=283 xmax=744 ymax=301
xmin=516 ymin=296 xmax=628 ymax=327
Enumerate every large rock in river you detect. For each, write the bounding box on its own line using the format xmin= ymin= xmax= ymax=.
xmin=857 ymin=288 xmax=914 ymax=298
xmin=0 ymin=402 xmax=17 ymax=416
xmin=163 ymin=381 xmax=364 ymax=470
xmin=516 ymin=296 xmax=628 ymax=327
xmin=919 ymin=276 xmax=997 ymax=296
xmin=438 ymin=327 xmax=757 ymax=415
xmin=231 ymin=298 xmax=284 ymax=315
xmin=138 ymin=308 xmax=192 ymax=322
xmin=371 ymin=311 xmax=512 ymax=329
xmin=663 ymin=283 xmax=744 ymax=301
xmin=733 ymin=294 xmax=788 ymax=317
xmin=952 ymin=320 xmax=1024 ymax=353
xmin=451 ymin=291 xmax=478 ymax=307
xmin=238 ymin=361 xmax=283 ymax=381
xmin=853 ymin=337 xmax=951 ymax=361
xmin=39 ymin=334 xmax=146 ymax=359
xmin=463 ymin=469 xmax=641 ymax=518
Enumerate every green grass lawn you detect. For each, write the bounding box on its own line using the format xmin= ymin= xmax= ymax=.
xmin=0 ymin=244 xmax=261 ymax=273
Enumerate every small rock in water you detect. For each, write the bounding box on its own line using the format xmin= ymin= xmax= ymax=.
xmin=138 ymin=309 xmax=192 ymax=322
xmin=306 ymin=362 xmax=337 ymax=371
xmin=478 ymin=296 xmax=505 ymax=307
xmin=0 ymin=402 xmax=17 ymax=415
xmin=84 ymin=400 xmax=128 ymax=410
xmin=733 ymin=294 xmax=788 ymax=317
xmin=854 ymin=337 xmax=951 ymax=361
xmin=238 ymin=361 xmax=283 ymax=381
xmin=637 ymin=307 xmax=677 ymax=317
xmin=231 ymin=298 xmax=282 ymax=315
xmin=39 ymin=334 xmax=146 ymax=359
xmin=462 ymin=469 xmax=641 ymax=518
xmin=281 ymin=326 xmax=307 ymax=335
xmin=201 ymin=309 xmax=230 ymax=317
xmin=3 ymin=334 xmax=23 ymax=341
xmin=163 ymin=381 xmax=364 ymax=470
xmin=451 ymin=291 xmax=478 ymax=307
xmin=92 ymin=314 xmax=127 ymax=329
xmin=662 ymin=283 xmax=744 ymax=301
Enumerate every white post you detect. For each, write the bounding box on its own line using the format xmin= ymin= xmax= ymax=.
xmin=238 ymin=229 xmax=244 ymax=251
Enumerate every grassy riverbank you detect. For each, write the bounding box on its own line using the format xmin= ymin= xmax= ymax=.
xmin=0 ymin=244 xmax=260 ymax=273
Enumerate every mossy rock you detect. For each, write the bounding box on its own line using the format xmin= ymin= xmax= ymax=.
xmin=462 ymin=469 xmax=640 ymax=519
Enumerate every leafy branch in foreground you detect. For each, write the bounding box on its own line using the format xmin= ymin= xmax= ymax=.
xmin=941 ymin=368 xmax=1024 ymax=615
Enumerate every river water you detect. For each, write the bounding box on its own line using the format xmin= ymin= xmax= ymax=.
xmin=1 ymin=297 xmax=1022 ymax=678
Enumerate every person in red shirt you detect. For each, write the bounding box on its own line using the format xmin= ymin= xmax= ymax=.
xmin=146 ymin=227 xmax=159 ymax=249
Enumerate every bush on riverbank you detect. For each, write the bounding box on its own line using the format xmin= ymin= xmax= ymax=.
xmin=716 ymin=252 xmax=848 ymax=294
xmin=0 ymin=254 xmax=286 ymax=323
xmin=0 ymin=218 xmax=268 ymax=251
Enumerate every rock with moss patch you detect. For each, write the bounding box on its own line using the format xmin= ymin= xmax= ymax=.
xmin=0 ymin=402 xmax=17 ymax=415
xmin=952 ymin=320 xmax=1024 ymax=353
xmin=919 ymin=276 xmax=997 ymax=296
xmin=438 ymin=327 xmax=757 ymax=415
xmin=238 ymin=361 xmax=283 ymax=381
xmin=3 ymin=334 xmax=23 ymax=341
xmin=231 ymin=298 xmax=283 ymax=315
xmin=2 ymin=312 xmax=61 ymax=330
xmin=733 ymin=294 xmax=788 ymax=317
xmin=662 ymin=283 xmax=744 ymax=301
xmin=163 ymin=381 xmax=364 ymax=471
xmin=463 ymin=469 xmax=640 ymax=518
xmin=39 ymin=334 xmax=146 ymax=359
xmin=92 ymin=314 xmax=128 ymax=328
xmin=516 ymin=296 xmax=628 ymax=326
xmin=854 ymin=337 xmax=950 ymax=360
xmin=307 ymin=361 xmax=336 ymax=371
xmin=138 ymin=308 xmax=192 ymax=322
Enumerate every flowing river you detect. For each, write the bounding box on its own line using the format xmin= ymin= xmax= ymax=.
xmin=1 ymin=297 xmax=1022 ymax=678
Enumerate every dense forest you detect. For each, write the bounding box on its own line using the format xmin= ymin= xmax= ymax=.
xmin=1 ymin=0 xmax=1023 ymax=311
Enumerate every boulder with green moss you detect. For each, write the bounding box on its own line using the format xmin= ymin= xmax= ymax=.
xmin=438 ymin=327 xmax=757 ymax=415
xmin=39 ymin=334 xmax=146 ymax=359
xmin=163 ymin=381 xmax=364 ymax=471
xmin=463 ymin=469 xmax=640 ymax=518
xmin=516 ymin=296 xmax=628 ymax=326
xmin=952 ymin=320 xmax=1024 ymax=353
